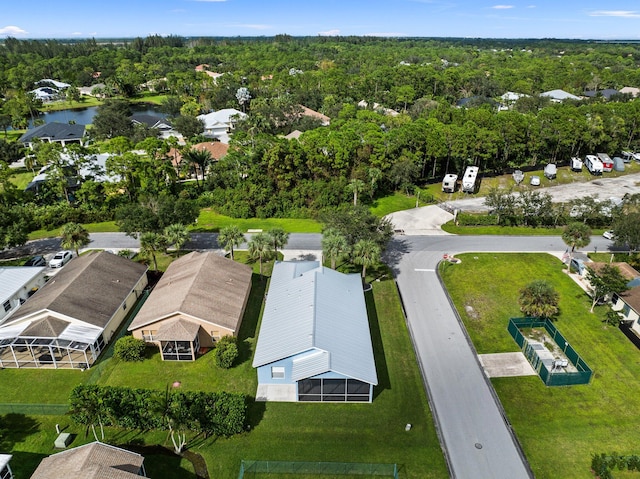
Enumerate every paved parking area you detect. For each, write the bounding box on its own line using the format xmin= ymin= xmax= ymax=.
xmin=478 ymin=353 xmax=537 ymax=378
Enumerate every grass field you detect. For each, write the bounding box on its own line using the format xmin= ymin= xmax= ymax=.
xmin=193 ymin=208 xmax=323 ymax=233
xmin=1 ymin=253 xmax=447 ymax=479
xmin=440 ymin=253 xmax=640 ymax=478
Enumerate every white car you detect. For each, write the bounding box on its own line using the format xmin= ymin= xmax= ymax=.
xmin=603 ymin=230 xmax=615 ymax=240
xmin=530 ymin=175 xmax=541 ymax=186
xmin=49 ymin=250 xmax=73 ymax=268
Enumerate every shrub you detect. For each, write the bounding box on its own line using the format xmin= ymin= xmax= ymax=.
xmin=113 ymin=336 xmax=147 ymax=361
xmin=214 ymin=335 xmax=239 ymax=369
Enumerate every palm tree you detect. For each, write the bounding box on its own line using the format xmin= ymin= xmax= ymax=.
xmin=218 ymin=225 xmax=245 ymax=260
xmin=322 ymin=228 xmax=350 ymax=270
xmin=518 ymin=280 xmax=560 ymax=319
xmin=164 ymin=223 xmax=190 ymax=252
xmin=268 ymin=227 xmax=289 ymax=259
xmin=346 ymin=178 xmax=365 ymax=206
xmin=60 ymin=222 xmax=90 ymax=257
xmin=561 ymin=222 xmax=591 ymax=271
xmin=183 ymin=148 xmax=212 ymax=190
xmin=248 ymin=232 xmax=273 ymax=278
xmin=140 ymin=232 xmax=167 ymax=271
xmin=352 ymin=239 xmax=381 ymax=280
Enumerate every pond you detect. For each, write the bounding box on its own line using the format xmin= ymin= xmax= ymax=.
xmin=27 ymin=104 xmax=166 ymax=127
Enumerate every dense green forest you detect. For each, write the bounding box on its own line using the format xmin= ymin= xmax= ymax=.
xmin=2 ymin=35 xmax=640 ymax=244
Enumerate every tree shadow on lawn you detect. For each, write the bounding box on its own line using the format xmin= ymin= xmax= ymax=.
xmin=7 ymin=451 xmax=47 ymax=479
xmin=365 ymin=291 xmax=391 ymax=399
xmin=236 ymin=273 xmax=266 ymax=365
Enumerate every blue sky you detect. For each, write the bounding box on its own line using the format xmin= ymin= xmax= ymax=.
xmin=2 ymin=0 xmax=640 ymax=40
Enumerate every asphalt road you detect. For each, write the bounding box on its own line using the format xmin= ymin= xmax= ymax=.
xmin=2 ymin=230 xmax=616 ymax=478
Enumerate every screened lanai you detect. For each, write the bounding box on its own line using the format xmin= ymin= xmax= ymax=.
xmin=0 ymin=317 xmax=104 ymax=369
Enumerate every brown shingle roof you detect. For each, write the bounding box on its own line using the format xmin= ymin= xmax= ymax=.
xmin=129 ymin=251 xmax=252 ymax=333
xmin=588 ymin=262 xmax=640 ymax=281
xmin=155 ymin=317 xmax=201 ymax=341
xmin=6 ymin=251 xmax=147 ymax=329
xmin=169 ymin=142 xmax=229 ymax=169
xmin=29 ymin=442 xmax=144 ymax=479
xmin=20 ymin=316 xmax=69 ymax=337
xmin=620 ymin=286 xmax=640 ymax=315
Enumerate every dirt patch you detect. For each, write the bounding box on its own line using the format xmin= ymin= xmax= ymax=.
xmin=465 ymin=304 xmax=479 ymax=320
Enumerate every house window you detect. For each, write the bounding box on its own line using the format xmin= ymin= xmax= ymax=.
xmin=2 ymin=300 xmax=10 ymax=313
xmin=210 ymin=330 xmax=221 ymax=341
xmin=271 ymin=366 xmax=285 ymax=379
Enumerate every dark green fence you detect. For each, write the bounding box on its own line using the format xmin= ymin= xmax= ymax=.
xmin=508 ymin=318 xmax=592 ymax=386
xmin=238 ymin=461 xmax=399 ymax=478
xmin=0 ymin=403 xmax=68 ymax=415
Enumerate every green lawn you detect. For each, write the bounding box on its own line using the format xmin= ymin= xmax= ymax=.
xmin=441 ymin=253 xmax=640 ymax=478
xmin=193 ymin=208 xmax=323 ymax=233
xmin=1 ymin=252 xmax=446 ymax=478
xmin=441 ymin=223 xmax=571 ymax=235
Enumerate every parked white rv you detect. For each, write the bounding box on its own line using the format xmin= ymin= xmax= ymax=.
xmin=597 ymin=152 xmax=613 ymax=172
xmin=442 ymin=174 xmax=458 ymax=193
xmin=585 ymin=154 xmax=603 ymax=175
xmin=461 ymin=166 xmax=479 ymax=193
xmin=543 ymin=163 xmax=557 ymax=179
xmin=570 ymin=156 xmax=583 ymax=171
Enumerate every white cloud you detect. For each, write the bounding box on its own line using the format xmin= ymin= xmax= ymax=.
xmin=235 ymin=24 xmax=271 ymax=30
xmin=492 ymin=5 xmax=514 ymax=9
xmin=589 ymin=10 xmax=640 ymax=18
xmin=71 ymin=32 xmax=83 ymax=36
xmin=0 ymin=25 xmax=28 ymax=35
xmin=318 ymin=29 xmax=340 ymax=36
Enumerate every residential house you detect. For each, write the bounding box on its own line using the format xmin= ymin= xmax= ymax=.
xmin=169 ymin=141 xmax=229 ymax=177
xmin=29 ymin=87 xmax=61 ymax=102
xmin=583 ymin=88 xmax=620 ymax=100
xmin=620 ymin=86 xmax=640 ymax=97
xmin=130 ymin=113 xmax=179 ymax=140
xmin=540 ymin=89 xmax=581 ymax=102
xmin=252 ymin=261 xmax=378 ymax=403
xmin=0 ymin=267 xmax=47 ymax=325
xmin=284 ymin=130 xmax=302 ymax=140
xmin=25 ymin=152 xmax=119 ymax=193
xmin=197 ymin=109 xmax=246 ymax=143
xmin=18 ymin=122 xmax=86 ymax=149
xmin=0 ymin=251 xmax=148 ymax=369
xmin=78 ymin=83 xmax=105 ymax=97
xmin=29 ymin=442 xmax=146 ymax=479
xmin=613 ymin=287 xmax=640 ymax=335
xmin=357 ymin=100 xmax=399 ymax=117
xmin=298 ymin=105 xmax=330 ymax=126
xmin=499 ymin=91 xmax=529 ymax=110
xmin=35 ymin=79 xmax=70 ymax=90
xmin=0 ymin=455 xmax=13 ymax=479
xmin=129 ymin=251 xmax=252 ymax=361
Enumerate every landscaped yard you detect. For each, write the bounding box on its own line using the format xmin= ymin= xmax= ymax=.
xmin=1 ymin=252 xmax=447 ymax=478
xmin=440 ymin=252 xmax=640 ymax=479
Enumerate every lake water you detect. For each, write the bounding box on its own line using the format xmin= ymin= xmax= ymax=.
xmin=28 ymin=104 xmax=166 ymax=127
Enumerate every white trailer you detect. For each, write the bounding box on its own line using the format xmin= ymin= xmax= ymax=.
xmin=442 ymin=174 xmax=458 ymax=193
xmin=570 ymin=156 xmax=583 ymax=171
xmin=585 ymin=154 xmax=603 ymax=175
xmin=543 ymin=163 xmax=557 ymax=179
xmin=597 ymin=152 xmax=613 ymax=172
xmin=461 ymin=166 xmax=479 ymax=193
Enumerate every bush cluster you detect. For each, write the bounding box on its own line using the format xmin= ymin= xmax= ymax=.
xmin=113 ymin=336 xmax=147 ymax=362
xmin=69 ymin=384 xmax=247 ymax=437
xmin=214 ymin=336 xmax=239 ymax=369
xmin=591 ymin=453 xmax=640 ymax=479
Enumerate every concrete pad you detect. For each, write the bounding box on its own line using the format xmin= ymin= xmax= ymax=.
xmin=478 ymin=352 xmax=537 ymax=378
xmin=255 ymin=384 xmax=296 ymax=402
xmin=385 ymin=205 xmax=454 ymax=235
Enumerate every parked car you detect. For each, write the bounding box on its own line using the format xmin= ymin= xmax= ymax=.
xmin=603 ymin=230 xmax=615 ymax=240
xmin=530 ymin=175 xmax=541 ymax=186
xmin=543 ymin=163 xmax=557 ymax=180
xmin=49 ymin=250 xmax=73 ymax=268
xmin=24 ymin=255 xmax=46 ymax=267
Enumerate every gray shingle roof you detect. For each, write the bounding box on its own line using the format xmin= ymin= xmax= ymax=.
xmin=252 ymin=261 xmax=378 ymax=385
xmin=20 ymin=316 xmax=69 ymax=337
xmin=29 ymin=442 xmax=144 ymax=479
xmin=18 ymin=122 xmax=85 ymax=144
xmin=4 ymin=251 xmax=147 ymax=329
xmin=155 ymin=317 xmax=201 ymax=341
xmin=129 ymin=251 xmax=252 ymax=333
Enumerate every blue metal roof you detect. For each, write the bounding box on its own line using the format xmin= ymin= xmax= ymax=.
xmin=253 ymin=261 xmax=378 ymax=385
